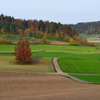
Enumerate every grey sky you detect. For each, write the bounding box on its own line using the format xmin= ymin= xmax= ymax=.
xmin=0 ymin=0 xmax=100 ymax=24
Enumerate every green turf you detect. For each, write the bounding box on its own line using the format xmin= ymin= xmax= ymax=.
xmin=57 ymin=54 xmax=100 ymax=74
xmin=69 ymin=75 xmax=100 ymax=83
xmin=34 ymin=52 xmax=100 ymax=59
xmin=0 ymin=52 xmax=100 ymax=58
xmin=0 ymin=44 xmax=99 ymax=52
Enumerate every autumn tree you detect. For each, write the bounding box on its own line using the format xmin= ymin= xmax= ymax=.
xmin=14 ymin=40 xmax=32 ymax=64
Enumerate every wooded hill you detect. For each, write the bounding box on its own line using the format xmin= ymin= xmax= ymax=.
xmin=0 ymin=14 xmax=79 ymax=40
xmin=71 ymin=21 xmax=100 ymax=35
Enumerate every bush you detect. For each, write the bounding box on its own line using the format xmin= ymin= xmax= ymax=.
xmin=0 ymin=39 xmax=11 ymax=44
xmin=63 ymin=36 xmax=68 ymax=41
xmin=14 ymin=40 xmax=32 ymax=64
xmin=70 ymin=38 xmax=80 ymax=46
xmin=42 ymin=37 xmax=48 ymax=44
xmin=63 ymin=35 xmax=71 ymax=42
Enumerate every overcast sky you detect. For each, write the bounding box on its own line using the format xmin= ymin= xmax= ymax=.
xmin=0 ymin=0 xmax=100 ymax=24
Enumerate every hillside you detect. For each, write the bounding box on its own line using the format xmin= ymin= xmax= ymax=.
xmin=0 ymin=14 xmax=78 ymax=40
xmin=71 ymin=21 xmax=100 ymax=35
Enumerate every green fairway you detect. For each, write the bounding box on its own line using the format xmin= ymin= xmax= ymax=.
xmin=0 ymin=56 xmax=55 ymax=73
xmin=69 ymin=75 xmax=100 ymax=83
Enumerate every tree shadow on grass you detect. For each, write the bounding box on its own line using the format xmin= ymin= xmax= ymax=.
xmin=32 ymin=57 xmax=43 ymax=64
xmin=8 ymin=57 xmax=43 ymax=65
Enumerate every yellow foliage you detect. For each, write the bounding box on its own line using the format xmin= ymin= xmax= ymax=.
xmin=0 ymin=39 xmax=11 ymax=44
xmin=42 ymin=37 xmax=48 ymax=44
xmin=1 ymin=29 xmax=4 ymax=33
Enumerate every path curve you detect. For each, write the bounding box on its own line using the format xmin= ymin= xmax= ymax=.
xmin=53 ymin=58 xmax=92 ymax=84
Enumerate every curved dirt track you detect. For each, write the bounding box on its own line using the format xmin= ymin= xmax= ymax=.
xmin=0 ymin=72 xmax=100 ymax=100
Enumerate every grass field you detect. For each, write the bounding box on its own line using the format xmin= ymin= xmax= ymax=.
xmin=58 ymin=58 xmax=100 ymax=74
xmin=69 ymin=75 xmax=100 ymax=83
xmin=87 ymin=38 xmax=100 ymax=41
xmin=80 ymin=34 xmax=100 ymax=38
xmin=80 ymin=34 xmax=100 ymax=41
xmin=0 ymin=43 xmax=100 ymax=83
xmin=0 ymin=44 xmax=99 ymax=52
xmin=57 ymin=53 xmax=100 ymax=83
xmin=0 ymin=56 xmax=55 ymax=73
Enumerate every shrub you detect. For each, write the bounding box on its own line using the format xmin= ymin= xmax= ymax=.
xmin=14 ymin=40 xmax=32 ymax=64
xmin=93 ymin=43 xmax=96 ymax=47
xmin=42 ymin=37 xmax=48 ymax=44
xmin=0 ymin=39 xmax=11 ymax=44
xmin=70 ymin=38 xmax=80 ymax=46
xmin=63 ymin=35 xmax=71 ymax=42
xmin=63 ymin=36 xmax=68 ymax=41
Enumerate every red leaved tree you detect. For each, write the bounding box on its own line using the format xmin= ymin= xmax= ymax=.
xmin=14 ymin=40 xmax=32 ymax=64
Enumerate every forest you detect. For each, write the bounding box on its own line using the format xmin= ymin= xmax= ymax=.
xmin=0 ymin=14 xmax=97 ymax=46
xmin=71 ymin=21 xmax=100 ymax=35
xmin=0 ymin=14 xmax=79 ymax=40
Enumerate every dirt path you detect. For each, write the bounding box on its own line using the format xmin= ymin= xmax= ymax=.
xmin=53 ymin=58 xmax=92 ymax=83
xmin=0 ymin=72 xmax=100 ymax=100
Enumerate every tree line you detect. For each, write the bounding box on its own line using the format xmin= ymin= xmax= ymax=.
xmin=0 ymin=14 xmax=97 ymax=47
xmin=71 ymin=21 xmax=100 ymax=35
xmin=0 ymin=14 xmax=79 ymax=40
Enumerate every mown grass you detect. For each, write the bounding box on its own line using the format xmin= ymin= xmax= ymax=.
xmin=0 ymin=44 xmax=99 ymax=52
xmin=0 ymin=56 xmax=55 ymax=73
xmin=69 ymin=75 xmax=100 ymax=83
xmin=57 ymin=53 xmax=100 ymax=83
xmin=0 ymin=51 xmax=100 ymax=58
xmin=58 ymin=58 xmax=100 ymax=74
xmin=34 ymin=52 xmax=100 ymax=59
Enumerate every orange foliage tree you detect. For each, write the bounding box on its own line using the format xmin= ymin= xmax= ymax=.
xmin=14 ymin=40 xmax=32 ymax=64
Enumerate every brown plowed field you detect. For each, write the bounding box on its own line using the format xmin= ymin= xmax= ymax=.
xmin=88 ymin=40 xmax=100 ymax=43
xmin=0 ymin=72 xmax=100 ymax=100
xmin=49 ymin=41 xmax=69 ymax=45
